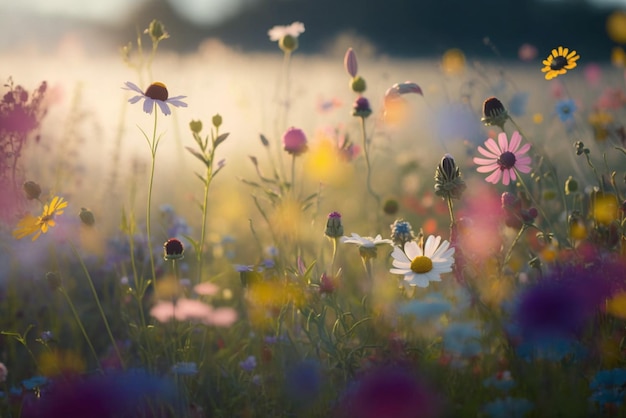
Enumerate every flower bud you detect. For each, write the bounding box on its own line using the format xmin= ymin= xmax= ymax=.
xmin=189 ymin=120 xmax=203 ymax=134
xmin=434 ymin=154 xmax=466 ymax=200
xmin=145 ymin=19 xmax=169 ymax=43
xmin=383 ymin=198 xmax=399 ymax=215
xmin=212 ymin=114 xmax=223 ymax=128
xmin=79 ymin=208 xmax=95 ymax=226
xmin=344 ymin=48 xmax=358 ymax=78
xmin=325 ymin=212 xmax=344 ymax=238
xmin=319 ymin=273 xmax=336 ymax=295
xmin=564 ymin=176 xmax=578 ymax=195
xmin=481 ymin=97 xmax=508 ymax=129
xmin=390 ymin=219 xmax=416 ymax=247
xmin=279 ymin=35 xmax=298 ymax=53
xmin=352 ymin=96 xmax=372 ymax=118
xmin=350 ymin=76 xmax=367 ymax=93
xmin=164 ymin=238 xmax=184 ymax=261
xmin=23 ymin=181 xmax=41 ymax=200
xmin=282 ymin=127 xmax=308 ymax=156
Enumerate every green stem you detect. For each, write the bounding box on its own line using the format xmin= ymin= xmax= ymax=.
xmin=446 ymin=196 xmax=456 ymax=227
xmin=70 ymin=242 xmax=125 ymax=369
xmin=146 ymin=106 xmax=159 ymax=297
xmin=360 ymin=116 xmax=381 ymax=210
xmin=501 ymin=224 xmax=528 ymax=274
xmin=59 ymin=287 xmax=102 ymax=372
xmin=331 ymin=237 xmax=338 ymax=275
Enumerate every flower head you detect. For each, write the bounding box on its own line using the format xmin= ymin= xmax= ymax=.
xmin=282 ymin=126 xmax=308 ymax=156
xmin=163 ymin=238 xmax=184 ymax=260
xmin=434 ymin=154 xmax=466 ymax=200
xmin=341 ymin=233 xmax=392 ymax=260
xmin=481 ymin=97 xmax=509 ymax=129
xmin=555 ymin=99 xmax=577 ymax=122
xmin=13 ymin=195 xmax=68 ymax=241
xmin=352 ymin=96 xmax=372 ymax=118
xmin=123 ymin=81 xmax=187 ymax=116
xmin=541 ymin=46 xmax=580 ymax=80
xmin=389 ymin=219 xmax=416 ymax=247
xmin=324 ymin=211 xmax=344 ymax=238
xmin=390 ymin=236 xmax=455 ymax=288
xmin=473 ymin=131 xmax=531 ymax=186
xmin=268 ymin=21 xmax=305 ymax=52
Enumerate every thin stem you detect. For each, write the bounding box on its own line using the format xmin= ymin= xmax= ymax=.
xmin=331 ymin=237 xmax=338 ymax=275
xmin=446 ymin=196 xmax=456 ymax=227
xmin=59 ymin=287 xmax=102 ymax=372
xmin=146 ymin=106 xmax=159 ymax=297
xmin=70 ymin=242 xmax=125 ymax=369
xmin=291 ymin=154 xmax=296 ymax=198
xmin=501 ymin=224 xmax=528 ymax=274
xmin=359 ymin=116 xmax=381 ymax=210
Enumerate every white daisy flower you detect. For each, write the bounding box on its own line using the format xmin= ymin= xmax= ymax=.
xmin=267 ymin=21 xmax=305 ymax=41
xmin=123 ymin=81 xmax=187 ymax=116
xmin=340 ymin=233 xmax=392 ymax=248
xmin=390 ymin=235 xmax=455 ymax=288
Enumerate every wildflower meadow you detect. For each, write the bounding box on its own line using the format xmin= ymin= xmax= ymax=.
xmin=3 ymin=11 xmax=626 ymax=418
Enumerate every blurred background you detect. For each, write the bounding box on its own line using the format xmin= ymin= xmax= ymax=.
xmin=0 ymin=0 xmax=624 ymax=59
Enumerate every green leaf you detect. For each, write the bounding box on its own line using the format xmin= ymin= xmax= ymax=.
xmin=214 ymin=132 xmax=230 ymax=146
xmin=185 ymin=146 xmax=210 ymax=167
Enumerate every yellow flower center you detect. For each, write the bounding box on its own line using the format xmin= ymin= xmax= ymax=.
xmin=145 ymin=82 xmax=169 ymax=101
xmin=410 ymin=255 xmax=433 ymax=274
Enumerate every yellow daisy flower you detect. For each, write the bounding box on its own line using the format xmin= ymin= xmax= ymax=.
xmin=541 ymin=46 xmax=580 ymax=80
xmin=13 ymin=196 xmax=68 ymax=241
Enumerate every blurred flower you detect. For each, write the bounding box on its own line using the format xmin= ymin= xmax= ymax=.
xmin=483 ymin=396 xmax=533 ymax=418
xmin=554 ymin=99 xmax=577 ymax=122
xmin=442 ymin=321 xmax=482 ymax=357
xmin=341 ymin=233 xmax=393 ymax=260
xmin=434 ymin=154 xmax=466 ymax=200
xmin=285 ymin=360 xmax=321 ymax=405
xmin=612 ymin=46 xmax=626 ymax=68
xmin=239 ymin=355 xmax=257 ymax=372
xmin=0 ymin=363 xmax=6 ymax=383
xmin=518 ymin=43 xmax=537 ymax=61
xmin=473 ymin=131 xmax=531 ymax=186
xmin=282 ymin=126 xmax=308 ymax=156
xmin=150 ymin=298 xmax=237 ymax=327
xmin=390 ymin=219 xmax=416 ymax=247
xmin=163 ymin=238 xmax=184 ymax=260
xmin=344 ymin=47 xmax=358 ymax=78
xmin=397 ymin=294 xmax=451 ymax=321
xmin=541 ymin=46 xmax=579 ymax=80
xmin=441 ymin=48 xmax=466 ymax=75
xmin=390 ymin=235 xmax=454 ymax=288
xmin=171 ymin=362 xmax=198 ymax=375
xmin=335 ymin=366 xmax=441 ymax=418
xmin=589 ymin=368 xmax=626 ymax=407
xmin=268 ymin=21 xmax=304 ymax=52
xmin=123 ymin=81 xmax=187 ymax=116
xmin=596 ymin=87 xmax=626 ymax=110
xmin=193 ymin=281 xmax=220 ymax=296
xmin=13 ymin=195 xmax=68 ymax=241
xmin=607 ymin=11 xmax=626 ymax=43
xmin=384 ymin=82 xmax=423 ymax=101
xmin=481 ymin=97 xmax=509 ymax=129
xmin=588 ymin=110 xmax=614 ymax=141
xmin=352 ymin=96 xmax=372 ymax=118
xmin=584 ymin=63 xmax=602 ymax=86
xmin=325 ymin=211 xmax=344 ymax=238
xmin=319 ymin=273 xmax=337 ymax=294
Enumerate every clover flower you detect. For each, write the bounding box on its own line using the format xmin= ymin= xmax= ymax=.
xmin=13 ymin=195 xmax=68 ymax=241
xmin=282 ymin=126 xmax=308 ymax=156
xmin=390 ymin=235 xmax=455 ymax=288
xmin=473 ymin=131 xmax=531 ymax=186
xmin=123 ymin=81 xmax=187 ymax=116
xmin=541 ymin=46 xmax=580 ymax=80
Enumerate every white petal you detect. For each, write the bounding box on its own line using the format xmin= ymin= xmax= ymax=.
xmin=391 ymin=246 xmax=410 ymax=263
xmin=424 ymin=235 xmax=441 ymax=257
xmin=390 ymin=267 xmax=410 ymax=275
xmin=404 ymin=241 xmax=421 ymax=259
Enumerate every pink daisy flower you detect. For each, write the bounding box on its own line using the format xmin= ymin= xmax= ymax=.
xmin=473 ymin=131 xmax=531 ymax=186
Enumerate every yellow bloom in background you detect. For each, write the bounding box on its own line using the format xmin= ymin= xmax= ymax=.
xmin=612 ymin=46 xmax=626 ymax=67
xmin=441 ymin=48 xmax=465 ymax=76
xmin=541 ymin=46 xmax=579 ymax=80
xmin=13 ymin=196 xmax=68 ymax=241
xmin=607 ymin=11 xmax=626 ymax=43
xmin=592 ymin=192 xmax=619 ymax=225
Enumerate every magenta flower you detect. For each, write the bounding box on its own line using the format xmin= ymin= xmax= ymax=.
xmin=473 ymin=131 xmax=531 ymax=186
xmin=282 ymin=126 xmax=308 ymax=156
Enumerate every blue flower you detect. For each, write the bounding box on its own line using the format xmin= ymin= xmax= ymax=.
xmin=555 ymin=99 xmax=577 ymax=122
xmin=589 ymin=368 xmax=626 ymax=406
xmin=239 ymin=355 xmax=257 ymax=372
xmin=443 ymin=322 xmax=482 ymax=357
xmin=398 ymin=294 xmax=451 ymax=321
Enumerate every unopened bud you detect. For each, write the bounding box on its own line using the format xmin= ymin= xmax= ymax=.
xmin=23 ymin=181 xmax=41 ymax=200
xmin=79 ymin=208 xmax=95 ymax=226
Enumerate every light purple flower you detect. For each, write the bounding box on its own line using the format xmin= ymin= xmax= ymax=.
xmin=123 ymin=81 xmax=187 ymax=116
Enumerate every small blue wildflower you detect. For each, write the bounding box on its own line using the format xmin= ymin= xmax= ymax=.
xmin=443 ymin=322 xmax=482 ymax=357
xmin=555 ymin=99 xmax=577 ymax=122
xmin=239 ymin=355 xmax=257 ymax=372
xmin=40 ymin=330 xmax=53 ymax=342
xmin=589 ymin=368 xmax=626 ymax=407
xmin=507 ymin=92 xmax=529 ymax=117
xmin=266 ymin=246 xmax=279 ymax=257
xmin=252 ymin=374 xmax=263 ymax=385
xmin=171 ymin=362 xmax=198 ymax=375
xmin=398 ymin=295 xmax=451 ymax=321
xmin=262 ymin=258 xmax=275 ymax=269
xmin=483 ymin=396 xmax=533 ymax=418
xmin=389 ymin=219 xmax=416 ymax=247
xmin=234 ymin=264 xmax=254 ymax=272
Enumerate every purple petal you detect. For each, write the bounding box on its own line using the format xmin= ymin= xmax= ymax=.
xmin=156 ymin=101 xmax=171 ymax=116
xmin=123 ymin=81 xmax=144 ymax=94
xmin=143 ymin=98 xmax=154 ymax=114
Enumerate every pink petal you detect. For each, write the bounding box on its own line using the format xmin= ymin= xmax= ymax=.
xmin=498 ymin=132 xmax=509 ymax=152
xmin=509 ymin=168 xmax=517 ymax=182
xmin=517 ymin=143 xmax=531 ymax=155
xmin=516 ymin=164 xmax=532 ymax=173
xmin=502 ymin=169 xmax=511 ymax=185
xmin=509 ymin=131 xmax=522 ymax=152
xmin=476 ymin=164 xmax=499 ymax=173
xmin=477 ymin=146 xmax=499 ymax=158
xmin=516 ymin=156 xmax=532 ymax=165
xmin=484 ymin=138 xmax=502 ymax=155
xmin=485 ymin=170 xmax=502 ymax=184
xmin=473 ymin=157 xmax=497 ymax=165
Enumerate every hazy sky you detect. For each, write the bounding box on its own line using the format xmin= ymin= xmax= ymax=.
xmin=3 ymin=0 xmax=625 ymax=26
